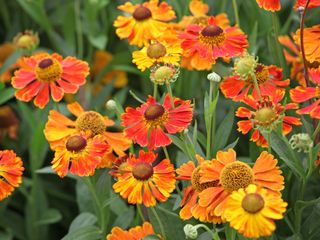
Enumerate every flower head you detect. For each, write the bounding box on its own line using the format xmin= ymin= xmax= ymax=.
xmin=52 ymin=132 xmax=109 ymax=178
xmin=0 ymin=150 xmax=24 ymax=201
xmin=106 ymin=222 xmax=161 ymax=240
xmin=112 ymin=150 xmax=176 ymax=207
xmin=132 ymin=41 xmax=182 ymax=72
xmin=256 ymin=0 xmax=281 ymax=11
xmin=0 ymin=106 xmax=19 ymax=141
xmin=44 ymin=101 xmax=131 ymax=167
xmin=12 ymin=53 xmax=89 ymax=109
xmin=198 ymin=149 xmax=284 ymax=218
xmin=224 ymin=184 xmax=287 ymax=238
xmin=150 ymin=64 xmax=179 ymax=85
xmin=295 ymin=0 xmax=320 ymax=9
xmin=236 ymin=90 xmax=302 ymax=148
xmin=176 ymin=155 xmax=221 ymax=223
xmin=13 ymin=30 xmax=39 ymax=50
xmin=178 ymin=0 xmax=209 ymax=30
xmin=179 ymin=15 xmax=248 ymax=70
xmin=220 ymin=64 xmax=290 ymax=101
xmin=121 ymin=95 xmax=193 ymax=150
xmin=233 ymin=53 xmax=258 ymax=79
xmin=113 ymin=0 xmax=176 ymax=47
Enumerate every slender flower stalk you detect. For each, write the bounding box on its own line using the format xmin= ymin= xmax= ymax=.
xmin=251 ymin=73 xmax=263 ymax=101
xmin=232 ymin=0 xmax=240 ymax=27
xmin=166 ymin=82 xmax=175 ymax=108
xmin=272 ymin=13 xmax=286 ymax=75
xmin=151 ymin=207 xmax=166 ymax=240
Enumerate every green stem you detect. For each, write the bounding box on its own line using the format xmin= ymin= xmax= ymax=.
xmin=166 ymin=82 xmax=175 ymax=108
xmin=267 ymin=133 xmax=271 ymax=153
xmin=129 ymin=90 xmax=145 ymax=104
xmin=271 ymin=12 xmax=286 ymax=73
xmin=151 ymin=207 xmax=166 ymax=239
xmin=75 ymin=0 xmax=83 ymax=58
xmin=137 ymin=204 xmax=145 ymax=222
xmin=206 ymin=81 xmax=214 ymax=159
xmin=162 ymin=146 xmax=170 ymax=160
xmin=55 ymin=102 xmax=60 ymax=112
xmin=307 ymin=150 xmax=314 ymax=179
xmin=196 ymin=224 xmax=220 ymax=240
xmin=83 ymin=177 xmax=106 ymax=237
xmin=153 ymin=83 xmax=158 ymax=99
xmin=232 ymin=0 xmax=240 ymax=27
xmin=312 ymin=120 xmax=320 ymax=140
xmin=251 ymin=73 xmax=263 ymax=101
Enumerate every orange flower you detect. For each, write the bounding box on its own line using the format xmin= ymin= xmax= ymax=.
xmin=132 ymin=41 xmax=182 ymax=72
xmin=44 ymin=101 xmax=131 ymax=168
xmin=0 ymin=106 xmax=19 ymax=141
xmin=176 ymin=155 xmax=221 ymax=223
xmin=295 ymin=0 xmax=320 ymax=9
xmin=294 ymin=25 xmax=320 ymax=64
xmin=92 ymin=50 xmax=128 ymax=91
xmin=106 ymin=222 xmax=161 ymax=240
xmin=178 ymin=0 xmax=209 ymax=30
xmin=52 ymin=132 xmax=109 ymax=178
xmin=113 ymin=0 xmax=176 ymax=47
xmin=198 ymin=149 xmax=284 ymax=218
xmin=236 ymin=90 xmax=302 ymax=148
xmin=12 ymin=53 xmax=89 ymax=109
xmin=179 ymin=15 xmax=248 ymax=70
xmin=121 ymin=95 xmax=193 ymax=150
xmin=290 ymin=68 xmax=320 ymax=119
xmin=221 ymin=64 xmax=290 ymax=101
xmin=0 ymin=43 xmax=16 ymax=83
xmin=112 ymin=150 xmax=176 ymax=207
xmin=256 ymin=0 xmax=281 ymax=11
xmin=0 ymin=150 xmax=24 ymax=201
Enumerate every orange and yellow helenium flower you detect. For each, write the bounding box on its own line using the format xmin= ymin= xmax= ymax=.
xmin=112 ymin=150 xmax=176 ymax=207
xmin=52 ymin=132 xmax=109 ymax=178
xmin=176 ymin=155 xmax=221 ymax=223
xmin=236 ymin=90 xmax=302 ymax=148
xmin=224 ymin=184 xmax=287 ymax=238
xmin=44 ymin=102 xmax=131 ymax=168
xmin=220 ymin=64 xmax=289 ymax=101
xmin=179 ymin=15 xmax=248 ymax=70
xmin=121 ymin=95 xmax=193 ymax=150
xmin=178 ymin=0 xmax=209 ymax=30
xmin=290 ymin=68 xmax=320 ymax=119
xmin=113 ymin=0 xmax=176 ymax=47
xmin=198 ymin=149 xmax=284 ymax=219
xmin=0 ymin=150 xmax=24 ymax=201
xmin=256 ymin=0 xmax=281 ymax=11
xmin=12 ymin=53 xmax=89 ymax=109
xmin=132 ymin=41 xmax=182 ymax=72
xmin=106 ymin=222 xmax=161 ymax=240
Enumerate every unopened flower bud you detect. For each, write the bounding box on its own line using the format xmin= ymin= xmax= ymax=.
xmin=150 ymin=64 xmax=179 ymax=85
xmin=289 ymin=133 xmax=313 ymax=153
xmin=234 ymin=53 xmax=258 ymax=79
xmin=207 ymin=71 xmax=221 ymax=82
xmin=298 ymin=6 xmax=304 ymax=15
xmin=105 ymin=99 xmax=117 ymax=110
xmin=13 ymin=30 xmax=39 ymax=50
xmin=184 ymin=224 xmax=198 ymax=239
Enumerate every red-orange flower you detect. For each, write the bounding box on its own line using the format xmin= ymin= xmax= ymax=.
xmin=0 ymin=106 xmax=19 ymax=141
xmin=256 ymin=0 xmax=281 ymax=11
xmin=176 ymin=155 xmax=221 ymax=223
xmin=198 ymin=149 xmax=284 ymax=218
xmin=295 ymin=0 xmax=320 ymax=9
xmin=0 ymin=150 xmax=24 ymax=201
xmin=12 ymin=53 xmax=89 ymax=109
xmin=106 ymin=222 xmax=161 ymax=240
xmin=52 ymin=132 xmax=109 ymax=178
xmin=112 ymin=150 xmax=176 ymax=207
xmin=290 ymin=68 xmax=320 ymax=119
xmin=113 ymin=0 xmax=176 ymax=47
xmin=44 ymin=102 xmax=131 ymax=167
xmin=121 ymin=95 xmax=193 ymax=150
xmin=236 ymin=90 xmax=302 ymax=148
xmin=178 ymin=0 xmax=209 ymax=30
xmin=179 ymin=15 xmax=248 ymax=70
xmin=220 ymin=64 xmax=290 ymax=101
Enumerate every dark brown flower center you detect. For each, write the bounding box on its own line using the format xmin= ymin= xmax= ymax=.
xmin=76 ymin=111 xmax=106 ymax=136
xmin=144 ymin=104 xmax=165 ymax=121
xmin=242 ymin=193 xmax=265 ymax=214
xmin=147 ymin=43 xmax=167 ymax=59
xmin=132 ymin=162 xmax=154 ymax=180
xmin=38 ymin=58 xmax=53 ymax=69
xmin=220 ymin=162 xmax=253 ymax=193
xmin=133 ymin=6 xmax=152 ymax=21
xmin=307 ymin=60 xmax=320 ymax=69
xmin=201 ymin=25 xmax=223 ymax=37
xmin=66 ymin=135 xmax=87 ymax=152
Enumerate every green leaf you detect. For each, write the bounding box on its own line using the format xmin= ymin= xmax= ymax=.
xmin=143 ymin=235 xmax=162 ymax=240
xmin=62 ymin=226 xmax=102 ymax=240
xmin=213 ymin=107 xmax=235 ymax=155
xmin=248 ymin=21 xmax=258 ymax=54
xmin=0 ymin=88 xmax=15 ymax=105
xmin=68 ymin=213 xmax=98 ymax=233
xmin=34 ymin=209 xmax=62 ymax=226
xmin=88 ymin=34 xmax=107 ymax=50
xmin=0 ymin=51 xmax=22 ymax=76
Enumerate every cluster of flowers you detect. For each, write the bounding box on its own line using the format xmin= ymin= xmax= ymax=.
xmin=0 ymin=0 xmax=319 ymax=239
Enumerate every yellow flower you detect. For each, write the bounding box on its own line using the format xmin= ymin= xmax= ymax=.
xmin=223 ymin=184 xmax=287 ymax=238
xmin=132 ymin=41 xmax=182 ymax=71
